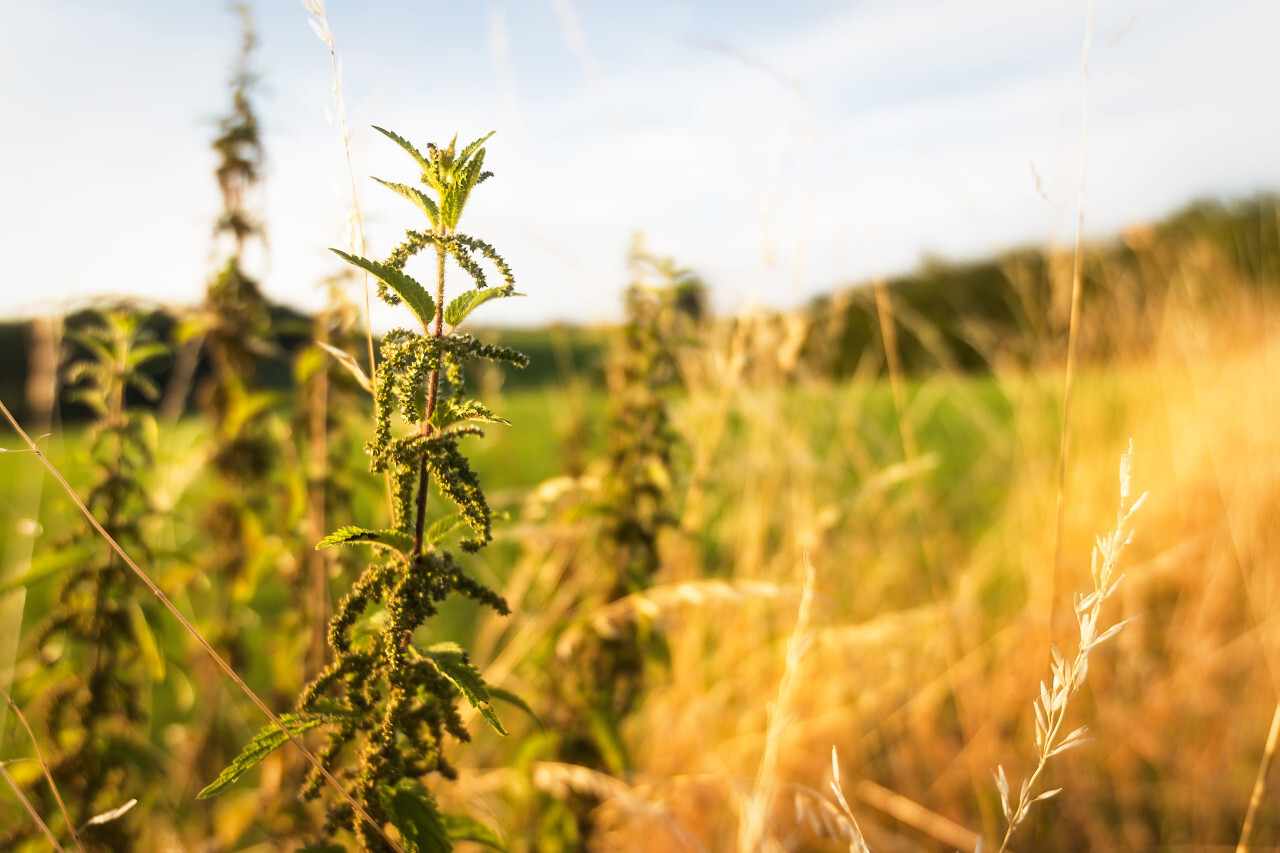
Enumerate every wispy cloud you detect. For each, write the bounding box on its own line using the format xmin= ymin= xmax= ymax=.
xmin=1 ymin=0 xmax=1275 ymax=324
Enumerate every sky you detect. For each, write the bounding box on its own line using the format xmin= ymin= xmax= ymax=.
xmin=1 ymin=0 xmax=1277 ymax=329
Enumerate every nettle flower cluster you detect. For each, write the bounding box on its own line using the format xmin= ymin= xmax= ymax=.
xmin=202 ymin=130 xmax=525 ymax=853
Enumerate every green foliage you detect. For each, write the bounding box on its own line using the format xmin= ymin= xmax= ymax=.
xmin=439 ymin=811 xmax=507 ymax=850
xmin=198 ymin=706 xmax=359 ymax=799
xmin=419 ymin=642 xmax=507 ymax=736
xmin=3 ymin=307 xmax=170 ymax=849
xmin=800 ymin=194 xmax=1280 ymax=379
xmin=317 ymin=526 xmax=415 ymax=556
xmin=330 ymin=250 xmax=437 ymax=331
xmin=542 ymin=251 xmax=699 ymax=778
xmin=445 ymin=287 xmax=521 ymax=330
xmin=378 ymin=779 xmax=451 ymax=853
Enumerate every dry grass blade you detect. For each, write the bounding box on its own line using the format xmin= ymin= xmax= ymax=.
xmin=1236 ymin=700 xmax=1280 ymax=853
xmin=853 ymin=777 xmax=979 ymax=852
xmin=739 ymin=552 xmax=817 ymax=853
xmin=3 ymin=691 xmax=83 ymax=852
xmin=0 ymin=397 xmax=407 ymax=853
xmin=466 ymin=762 xmax=710 ymax=852
xmin=316 ymin=339 xmax=374 ymax=393
xmin=827 ymin=748 xmax=870 ymax=852
xmin=81 ymin=798 xmax=137 ymax=829
xmin=556 ymin=579 xmax=796 ymax=658
xmin=1 ymin=762 xmax=65 ymax=852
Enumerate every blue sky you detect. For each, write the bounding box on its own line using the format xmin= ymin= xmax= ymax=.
xmin=1 ymin=0 xmax=1277 ymax=328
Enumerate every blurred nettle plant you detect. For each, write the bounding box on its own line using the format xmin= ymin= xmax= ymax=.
xmin=193 ymin=4 xmax=288 ymax=660
xmin=4 ymin=309 xmax=169 ymax=849
xmin=200 ymin=129 xmax=525 ymax=852
xmin=565 ymin=250 xmax=700 ymax=743
xmin=202 ymin=4 xmax=275 ymax=431
xmin=528 ymin=248 xmax=703 ymax=848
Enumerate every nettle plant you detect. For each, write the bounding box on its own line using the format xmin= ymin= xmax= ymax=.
xmin=552 ymin=250 xmax=701 ymax=771
xmin=201 ymin=129 xmax=525 ymax=852
xmin=4 ymin=308 xmax=169 ymax=849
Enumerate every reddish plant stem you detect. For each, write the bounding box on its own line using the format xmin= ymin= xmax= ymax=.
xmin=411 ymin=239 xmax=448 ymax=556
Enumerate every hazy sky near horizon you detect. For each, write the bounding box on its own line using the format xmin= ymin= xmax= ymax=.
xmin=2 ymin=0 xmax=1277 ymax=328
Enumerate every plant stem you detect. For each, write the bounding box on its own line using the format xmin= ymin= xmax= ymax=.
xmin=411 ymin=238 xmax=448 ymax=556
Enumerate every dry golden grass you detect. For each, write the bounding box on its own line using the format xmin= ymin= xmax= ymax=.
xmin=453 ymin=239 xmax=1280 ymax=851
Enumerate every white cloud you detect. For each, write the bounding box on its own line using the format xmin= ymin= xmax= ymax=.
xmin=0 ymin=0 xmax=1275 ymax=326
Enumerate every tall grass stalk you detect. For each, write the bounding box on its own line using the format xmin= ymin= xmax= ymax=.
xmin=841 ymin=773 xmax=978 ymax=851
xmin=995 ymin=442 xmax=1144 ymax=852
xmin=298 ymin=0 xmax=398 ymax=524
xmin=1237 ymin=701 xmax=1280 ymax=852
xmin=739 ymin=553 xmax=818 ymax=853
xmin=1050 ymin=0 xmax=1097 ymax=639
xmin=299 ymin=0 xmax=374 ymax=362
xmin=825 ymin=749 xmax=869 ymax=852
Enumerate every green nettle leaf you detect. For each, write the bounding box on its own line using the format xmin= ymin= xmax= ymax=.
xmin=128 ymin=339 xmax=171 ymax=365
xmin=448 ymin=147 xmax=486 ymax=228
xmin=420 ymin=642 xmax=507 ymax=736
xmin=68 ymin=331 xmax=114 ymax=365
xmin=0 ymin=545 xmax=83 ymax=594
xmin=126 ymin=370 xmax=162 ymax=401
xmin=330 ymin=249 xmax=437 ymax=331
xmin=198 ymin=708 xmax=356 ymax=798
xmin=486 ymin=685 xmax=544 ymax=732
xmin=316 ymin=526 xmax=414 ymax=555
xmin=425 ymin=514 xmax=466 ymax=546
xmin=457 ymin=131 xmax=496 ymax=169
xmin=372 ymin=125 xmax=433 ymax=177
xmin=380 ymin=778 xmax=452 ymax=853
xmin=440 ymin=812 xmax=506 ymax=851
xmin=444 ymin=287 xmax=520 ymax=329
xmin=429 ymin=400 xmax=511 ymax=432
xmin=374 ymin=177 xmax=440 ymax=230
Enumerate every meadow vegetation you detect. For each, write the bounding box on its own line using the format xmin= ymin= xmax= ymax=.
xmin=1 ymin=9 xmax=1279 ymax=850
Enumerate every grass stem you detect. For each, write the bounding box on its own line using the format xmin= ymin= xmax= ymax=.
xmin=1236 ymin=699 xmax=1280 ymax=853
xmin=3 ymin=691 xmax=84 ymax=853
